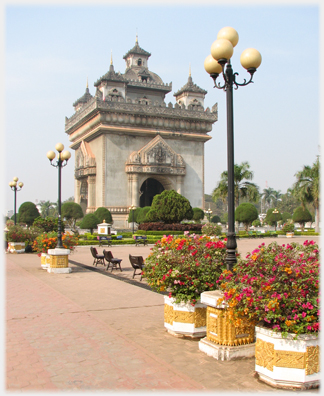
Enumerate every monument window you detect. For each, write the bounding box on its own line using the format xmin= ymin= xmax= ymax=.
xmin=137 ymin=58 xmax=142 ymax=66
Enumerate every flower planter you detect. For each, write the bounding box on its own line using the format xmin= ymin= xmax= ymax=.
xmin=41 ymin=253 xmax=51 ymax=269
xmin=255 ymin=326 xmax=320 ymax=390
xmin=164 ymin=296 xmax=207 ymax=338
xmin=47 ymin=248 xmax=72 ymax=273
xmin=7 ymin=241 xmax=25 ymax=254
xmin=286 ymin=232 xmax=294 ymax=238
xmin=199 ymin=290 xmax=255 ymax=360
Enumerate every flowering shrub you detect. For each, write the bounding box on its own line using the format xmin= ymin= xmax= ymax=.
xmin=201 ymin=223 xmax=222 ymax=236
xmin=32 ymin=232 xmax=78 ymax=254
xmin=143 ymin=234 xmax=227 ymax=305
xmin=6 ymin=225 xmax=29 ymax=242
xmin=138 ymin=222 xmax=203 ymax=232
xmin=216 ymin=241 xmax=319 ymax=338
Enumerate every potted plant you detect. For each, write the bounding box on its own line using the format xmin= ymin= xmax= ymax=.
xmin=6 ymin=225 xmax=29 ymax=253
xmin=32 ymin=232 xmax=79 ymax=267
xmin=282 ymin=222 xmax=295 ymax=237
xmin=216 ymin=240 xmax=320 ymax=389
xmin=143 ymin=234 xmax=227 ymax=337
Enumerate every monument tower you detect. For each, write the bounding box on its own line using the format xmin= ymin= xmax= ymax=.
xmin=65 ymin=38 xmax=218 ymax=227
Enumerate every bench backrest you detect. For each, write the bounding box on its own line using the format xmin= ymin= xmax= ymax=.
xmin=90 ymin=247 xmax=99 ymax=258
xmin=129 ymin=254 xmax=144 ymax=269
xmin=103 ymin=250 xmax=113 ymax=261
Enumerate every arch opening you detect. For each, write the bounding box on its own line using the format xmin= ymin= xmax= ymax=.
xmin=140 ymin=178 xmax=164 ymax=207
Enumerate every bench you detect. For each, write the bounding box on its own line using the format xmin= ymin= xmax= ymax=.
xmin=90 ymin=247 xmax=105 ymax=266
xmin=103 ymin=250 xmax=122 ymax=272
xmin=97 ymin=236 xmax=112 ymax=247
xmin=129 ymin=254 xmax=145 ymax=280
xmin=134 ymin=235 xmax=147 ymax=246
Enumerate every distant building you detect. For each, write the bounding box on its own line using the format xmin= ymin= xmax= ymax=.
xmin=65 ymin=38 xmax=218 ymax=227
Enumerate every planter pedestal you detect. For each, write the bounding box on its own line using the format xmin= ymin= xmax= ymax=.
xmin=47 ymin=248 xmax=72 ymax=273
xmin=164 ymin=296 xmax=206 ymax=338
xmin=41 ymin=253 xmax=51 ymax=269
xmin=286 ymin=232 xmax=294 ymax=238
xmin=7 ymin=242 xmax=25 ymax=254
xmin=255 ymin=326 xmax=320 ymax=390
xmin=198 ymin=290 xmax=255 ymax=361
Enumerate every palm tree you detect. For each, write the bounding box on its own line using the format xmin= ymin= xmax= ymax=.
xmin=261 ymin=187 xmax=275 ymax=211
xmin=293 ymin=157 xmax=320 ymax=232
xmin=39 ymin=200 xmax=56 ymax=218
xmin=272 ymin=190 xmax=282 ymax=207
xmin=212 ymin=161 xmax=259 ymax=209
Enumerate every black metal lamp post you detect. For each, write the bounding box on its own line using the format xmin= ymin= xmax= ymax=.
xmin=129 ymin=204 xmax=135 ymax=234
xmin=9 ymin=177 xmax=24 ymax=225
xmin=47 ymin=143 xmax=71 ymax=249
xmin=204 ymin=27 xmax=261 ymax=271
xmin=205 ymin=208 xmax=212 ymax=223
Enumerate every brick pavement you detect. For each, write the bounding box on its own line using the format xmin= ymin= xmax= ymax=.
xmin=5 ymin=235 xmax=320 ymax=392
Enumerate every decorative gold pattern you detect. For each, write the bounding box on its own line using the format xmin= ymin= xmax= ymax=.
xmin=50 ymin=255 xmax=69 ymax=268
xmin=255 ymin=338 xmax=274 ymax=371
xmin=306 ymin=346 xmax=320 ymax=375
xmin=164 ymin=304 xmax=173 ymax=325
xmin=41 ymin=255 xmax=46 ymax=265
xmin=164 ymin=304 xmax=206 ymax=327
xmin=195 ymin=308 xmax=207 ymax=328
xmin=206 ymin=306 xmax=254 ymax=346
xmin=275 ymin=350 xmax=305 ymax=369
xmin=255 ymin=338 xmax=320 ymax=374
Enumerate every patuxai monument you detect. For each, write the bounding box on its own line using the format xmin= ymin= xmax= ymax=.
xmin=65 ymin=37 xmax=218 ymax=227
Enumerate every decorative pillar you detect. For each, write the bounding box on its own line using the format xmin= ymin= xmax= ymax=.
xmin=132 ymin=174 xmax=139 ymax=207
xmin=87 ymin=175 xmax=96 ymax=211
xmin=176 ymin=175 xmax=184 ymax=195
xmin=75 ymin=179 xmax=81 ymax=204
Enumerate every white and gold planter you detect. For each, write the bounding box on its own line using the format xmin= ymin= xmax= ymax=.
xmin=41 ymin=253 xmax=51 ymax=269
xmin=47 ymin=248 xmax=72 ymax=273
xmin=164 ymin=296 xmax=207 ymax=338
xmin=7 ymin=241 xmax=25 ymax=254
xmin=255 ymin=326 xmax=320 ymax=390
xmin=286 ymin=232 xmax=294 ymax=238
xmin=199 ymin=290 xmax=255 ymax=360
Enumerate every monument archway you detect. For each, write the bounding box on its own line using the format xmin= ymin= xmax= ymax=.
xmin=140 ymin=178 xmax=164 ymax=207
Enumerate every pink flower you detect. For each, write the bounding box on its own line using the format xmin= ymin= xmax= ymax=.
xmin=302 ymin=312 xmax=306 ymax=318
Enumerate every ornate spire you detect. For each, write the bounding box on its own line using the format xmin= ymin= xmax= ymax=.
xmin=86 ymin=77 xmax=88 ymax=89
xmin=110 ymin=51 xmax=113 ymax=65
xmin=189 ymin=63 xmax=191 ymax=77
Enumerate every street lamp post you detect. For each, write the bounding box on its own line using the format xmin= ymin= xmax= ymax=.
xmin=204 ymin=208 xmax=212 ymax=223
xmin=129 ymin=205 xmax=135 ymax=234
xmin=47 ymin=143 xmax=71 ymax=248
xmin=9 ymin=177 xmax=24 ymax=225
xmin=204 ymin=27 xmax=261 ymax=271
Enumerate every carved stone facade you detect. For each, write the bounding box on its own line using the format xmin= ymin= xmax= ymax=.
xmin=65 ymin=38 xmax=217 ymax=227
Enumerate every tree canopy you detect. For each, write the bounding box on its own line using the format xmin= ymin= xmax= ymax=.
xmin=93 ymin=207 xmax=112 ymax=223
xmin=61 ymin=202 xmax=84 ymax=231
xmin=18 ymin=202 xmax=40 ymax=227
xmin=192 ymin=208 xmax=204 ymax=223
xmin=212 ymin=161 xmax=259 ymax=208
xmin=79 ymin=213 xmax=100 ymax=234
xmin=293 ymin=157 xmax=319 ymax=232
xmin=235 ymin=203 xmax=258 ymax=231
xmin=146 ymin=190 xmax=193 ymax=224
xmin=292 ymin=206 xmax=312 ymax=231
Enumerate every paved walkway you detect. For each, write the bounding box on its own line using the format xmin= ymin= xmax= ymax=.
xmin=5 ymin=236 xmax=320 ymax=392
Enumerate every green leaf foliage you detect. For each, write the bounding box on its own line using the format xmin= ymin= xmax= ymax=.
xmin=136 ymin=206 xmax=151 ymax=223
xmin=61 ymin=202 xmax=84 ymax=221
xmin=264 ymin=208 xmax=283 ymax=226
xmin=18 ymin=202 xmax=40 ymax=227
xmin=79 ymin=213 xmax=100 ymax=234
xmin=292 ymin=206 xmax=312 ymax=231
xmin=235 ymin=203 xmax=259 ymax=231
xmin=211 ymin=215 xmax=221 ymax=224
xmin=93 ymin=207 xmax=112 ymax=223
xmin=149 ymin=190 xmax=193 ymax=224
xmin=192 ymin=207 xmax=204 ymax=222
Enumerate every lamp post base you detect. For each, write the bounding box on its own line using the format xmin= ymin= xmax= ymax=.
xmin=47 ymin=248 xmax=71 ymax=274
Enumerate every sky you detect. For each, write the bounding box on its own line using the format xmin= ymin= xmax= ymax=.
xmin=2 ymin=0 xmax=322 ymax=216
